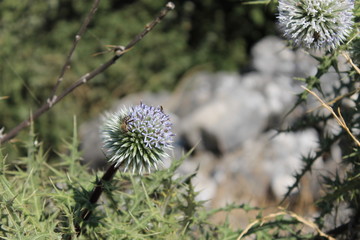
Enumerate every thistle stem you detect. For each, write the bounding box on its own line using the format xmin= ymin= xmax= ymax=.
xmin=75 ymin=162 xmax=119 ymax=236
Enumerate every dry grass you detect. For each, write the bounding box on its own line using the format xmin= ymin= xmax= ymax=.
xmin=303 ymin=86 xmax=360 ymax=147
xmin=237 ymin=208 xmax=335 ymax=240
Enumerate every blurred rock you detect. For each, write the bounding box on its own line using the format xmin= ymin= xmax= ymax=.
xmin=252 ymin=36 xmax=296 ymax=75
xmin=175 ymin=67 xmax=300 ymax=154
xmin=180 ymin=88 xmax=266 ymax=153
xmin=252 ymin=36 xmax=317 ymax=77
xmin=262 ymin=129 xmax=322 ymax=199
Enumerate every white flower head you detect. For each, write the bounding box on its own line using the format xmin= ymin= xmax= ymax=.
xmin=277 ymin=0 xmax=354 ymax=50
xmin=102 ymin=102 xmax=174 ymax=174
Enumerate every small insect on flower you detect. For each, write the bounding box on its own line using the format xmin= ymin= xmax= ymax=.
xmin=120 ymin=116 xmax=133 ymax=133
xmin=102 ymin=103 xmax=175 ymax=174
xmin=277 ymin=0 xmax=355 ymax=51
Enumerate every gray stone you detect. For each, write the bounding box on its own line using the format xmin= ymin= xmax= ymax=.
xmin=252 ymin=36 xmax=296 ymax=75
xmin=174 ymin=69 xmax=298 ymax=154
xmin=261 ymin=129 xmax=323 ymax=199
xmin=179 ymin=85 xmax=268 ymax=153
xmin=171 ymin=72 xmax=218 ymax=118
xmin=252 ymin=36 xmax=317 ymax=77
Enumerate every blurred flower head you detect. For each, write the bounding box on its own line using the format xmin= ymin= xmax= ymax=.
xmin=102 ymin=102 xmax=174 ymax=174
xmin=277 ymin=0 xmax=354 ymax=50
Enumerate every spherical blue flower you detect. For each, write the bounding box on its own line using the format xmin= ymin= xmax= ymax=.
xmin=277 ymin=0 xmax=354 ymax=50
xmin=102 ymin=103 xmax=174 ymax=174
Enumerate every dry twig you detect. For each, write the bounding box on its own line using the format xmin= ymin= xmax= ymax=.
xmin=342 ymin=52 xmax=360 ymax=75
xmin=237 ymin=208 xmax=335 ymax=240
xmin=302 ymin=86 xmax=360 ymax=147
xmin=50 ymin=0 xmax=101 ymax=97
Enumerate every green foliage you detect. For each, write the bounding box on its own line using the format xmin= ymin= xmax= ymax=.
xmin=0 ymin=123 xmax=324 ymax=239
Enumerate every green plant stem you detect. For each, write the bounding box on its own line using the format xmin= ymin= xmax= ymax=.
xmin=75 ymin=162 xmax=119 ymax=237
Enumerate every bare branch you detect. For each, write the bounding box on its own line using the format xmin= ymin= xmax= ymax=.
xmin=342 ymin=51 xmax=360 ymax=75
xmin=51 ymin=0 xmax=101 ymax=97
xmin=237 ymin=208 xmax=335 ymax=240
xmin=0 ymin=2 xmax=175 ymax=145
xmin=302 ymin=86 xmax=360 ymax=147
xmin=122 ymin=1 xmax=175 ymax=53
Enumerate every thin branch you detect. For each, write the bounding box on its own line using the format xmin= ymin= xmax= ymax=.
xmin=237 ymin=212 xmax=285 ymax=240
xmin=0 ymin=2 xmax=175 ymax=145
xmin=237 ymin=209 xmax=335 ymax=240
xmin=286 ymin=210 xmax=335 ymax=240
xmin=306 ymin=87 xmax=360 ymax=115
xmin=302 ymin=86 xmax=360 ymax=147
xmin=50 ymin=0 xmax=101 ymax=97
xmin=326 ymin=87 xmax=360 ymax=106
xmin=342 ymin=52 xmax=360 ymax=75
xmin=123 ymin=2 xmax=175 ymax=51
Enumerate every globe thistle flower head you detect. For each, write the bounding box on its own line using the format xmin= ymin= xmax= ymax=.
xmin=277 ymin=0 xmax=354 ymax=51
xmin=102 ymin=103 xmax=174 ymax=174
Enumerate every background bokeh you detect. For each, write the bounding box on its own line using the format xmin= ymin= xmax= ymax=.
xmin=0 ymin=0 xmax=276 ymax=156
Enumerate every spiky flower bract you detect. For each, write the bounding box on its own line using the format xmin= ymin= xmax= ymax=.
xmin=102 ymin=103 xmax=174 ymax=174
xmin=277 ymin=0 xmax=354 ymax=50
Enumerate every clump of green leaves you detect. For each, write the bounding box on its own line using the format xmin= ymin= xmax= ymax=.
xmin=1 ymin=122 xmax=330 ymax=239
